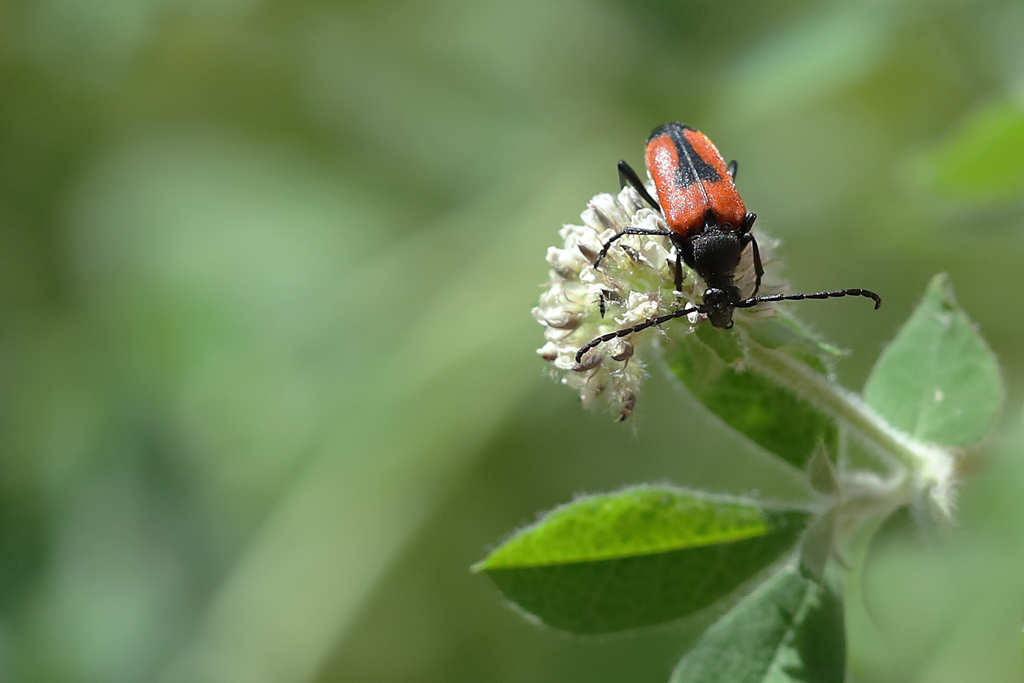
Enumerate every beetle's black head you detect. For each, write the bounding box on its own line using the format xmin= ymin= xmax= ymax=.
xmin=702 ymin=286 xmax=741 ymax=328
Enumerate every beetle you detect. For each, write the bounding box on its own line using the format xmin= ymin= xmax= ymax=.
xmin=576 ymin=122 xmax=880 ymax=363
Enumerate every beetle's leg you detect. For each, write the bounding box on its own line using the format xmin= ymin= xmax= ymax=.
xmin=617 ymin=160 xmax=659 ymax=210
xmin=727 ymin=160 xmax=738 ymax=180
xmin=741 ymin=232 xmax=764 ymax=298
xmin=741 ymin=212 xmax=757 ymax=232
xmin=593 ymin=227 xmax=674 ymax=269
xmin=674 ymin=249 xmax=685 ymax=293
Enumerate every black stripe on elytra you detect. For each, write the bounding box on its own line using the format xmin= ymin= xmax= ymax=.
xmin=649 ymin=123 xmax=723 ymax=189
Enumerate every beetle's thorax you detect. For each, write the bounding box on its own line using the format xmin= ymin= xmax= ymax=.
xmin=687 ymin=225 xmax=743 ymax=283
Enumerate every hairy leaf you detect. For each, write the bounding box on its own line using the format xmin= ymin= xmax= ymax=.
xmin=475 ymin=486 xmax=810 ymax=634
xmin=670 ymin=564 xmax=845 ymax=683
xmin=864 ymin=273 xmax=1002 ymax=446
xmin=664 ymin=313 xmax=840 ymax=470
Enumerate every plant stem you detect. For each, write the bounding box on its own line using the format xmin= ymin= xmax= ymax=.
xmin=742 ymin=339 xmax=946 ymax=478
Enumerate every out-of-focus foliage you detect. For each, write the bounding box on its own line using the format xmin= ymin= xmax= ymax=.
xmin=1 ymin=0 xmax=1023 ymax=682
xmin=913 ymin=101 xmax=1024 ymax=201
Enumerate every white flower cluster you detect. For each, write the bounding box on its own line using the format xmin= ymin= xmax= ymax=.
xmin=533 ymin=185 xmax=773 ymax=420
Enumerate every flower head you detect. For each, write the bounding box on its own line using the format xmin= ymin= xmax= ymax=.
xmin=533 ymin=185 xmax=775 ymax=420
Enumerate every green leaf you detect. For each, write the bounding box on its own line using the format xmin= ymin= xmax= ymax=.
xmin=695 ymin=320 xmax=746 ymax=364
xmin=664 ymin=315 xmax=839 ymax=470
xmin=670 ymin=564 xmax=845 ymax=683
xmin=474 ymin=486 xmax=810 ymax=635
xmin=807 ymin=446 xmax=839 ymax=496
xmin=799 ymin=508 xmax=837 ymax=584
xmin=744 ymin=312 xmax=845 ymax=373
xmin=864 ymin=273 xmax=1002 ymax=446
xmin=913 ymin=101 xmax=1024 ymax=201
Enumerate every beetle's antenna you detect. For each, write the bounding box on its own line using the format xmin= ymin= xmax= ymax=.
xmin=576 ymin=305 xmax=701 ymax=363
xmin=737 ymin=289 xmax=881 ymax=309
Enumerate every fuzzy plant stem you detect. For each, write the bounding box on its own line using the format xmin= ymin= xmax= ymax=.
xmin=741 ymin=336 xmax=955 ymax=514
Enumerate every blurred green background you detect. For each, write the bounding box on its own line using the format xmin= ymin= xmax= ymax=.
xmin=3 ymin=0 xmax=1024 ymax=681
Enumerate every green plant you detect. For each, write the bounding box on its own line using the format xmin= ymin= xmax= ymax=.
xmin=474 ymin=186 xmax=1002 ymax=682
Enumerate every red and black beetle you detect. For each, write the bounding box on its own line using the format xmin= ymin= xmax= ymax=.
xmin=576 ymin=122 xmax=880 ymax=362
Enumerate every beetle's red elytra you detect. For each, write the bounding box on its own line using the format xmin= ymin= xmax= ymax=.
xmin=577 ymin=122 xmax=881 ymax=363
xmin=645 ymin=123 xmax=747 ymax=238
